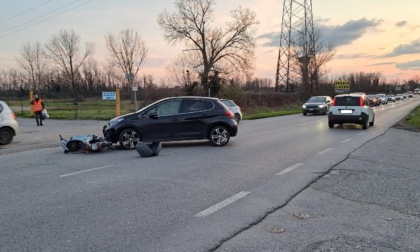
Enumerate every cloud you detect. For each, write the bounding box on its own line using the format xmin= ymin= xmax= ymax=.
xmin=378 ymin=39 xmax=420 ymax=58
xmin=335 ymin=53 xmax=372 ymax=59
xmin=258 ymin=18 xmax=382 ymax=48
xmin=318 ymin=18 xmax=382 ymax=47
xmin=368 ymin=62 xmax=396 ymax=66
xmin=395 ymin=21 xmax=407 ymax=27
xmin=257 ymin=32 xmax=280 ymax=47
xmin=396 ymin=60 xmax=420 ymax=70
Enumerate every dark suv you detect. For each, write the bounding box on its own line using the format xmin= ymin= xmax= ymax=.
xmin=103 ymin=96 xmax=238 ymax=149
xmin=328 ymin=94 xmax=375 ymax=129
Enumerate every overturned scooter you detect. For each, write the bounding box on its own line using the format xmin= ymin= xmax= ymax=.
xmin=60 ymin=134 xmax=113 ymax=153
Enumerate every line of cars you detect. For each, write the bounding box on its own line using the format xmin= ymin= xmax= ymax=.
xmin=386 ymin=91 xmax=414 ymax=102
xmin=302 ymin=93 xmax=375 ymax=129
xmin=302 ymin=90 xmax=417 ymax=130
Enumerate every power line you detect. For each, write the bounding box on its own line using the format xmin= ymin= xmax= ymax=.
xmin=0 ymin=0 xmax=55 ymax=24
xmin=0 ymin=0 xmax=94 ymax=38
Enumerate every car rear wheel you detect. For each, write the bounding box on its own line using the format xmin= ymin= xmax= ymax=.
xmin=118 ymin=128 xmax=141 ymax=150
xmin=369 ymin=116 xmax=375 ymax=126
xmin=362 ymin=118 xmax=369 ymax=129
xmin=234 ymin=113 xmax=241 ymax=123
xmin=0 ymin=128 xmax=13 ymax=145
xmin=209 ymin=125 xmax=230 ymax=146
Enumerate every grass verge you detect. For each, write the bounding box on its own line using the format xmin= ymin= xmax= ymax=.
xmin=394 ymin=105 xmax=420 ymax=132
xmin=243 ymin=106 xmax=301 ymax=120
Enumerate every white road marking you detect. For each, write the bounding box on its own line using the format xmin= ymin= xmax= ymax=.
xmin=317 ymin=148 xmax=333 ymax=155
xmin=276 ymin=163 xmax=303 ymax=176
xmin=60 ymin=165 xmax=114 ymax=178
xmin=195 ymin=191 xmax=250 ymax=217
xmin=341 ymin=138 xmax=352 ymax=143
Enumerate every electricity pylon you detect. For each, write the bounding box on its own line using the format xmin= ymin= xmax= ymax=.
xmin=275 ymin=0 xmax=315 ymax=92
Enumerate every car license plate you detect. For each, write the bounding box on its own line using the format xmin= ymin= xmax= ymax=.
xmin=340 ymin=109 xmax=353 ymax=114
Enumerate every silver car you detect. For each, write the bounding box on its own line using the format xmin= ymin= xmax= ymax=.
xmin=0 ymin=101 xmax=19 ymax=145
xmin=377 ymin=94 xmax=388 ymax=105
xmin=220 ymin=99 xmax=242 ymax=123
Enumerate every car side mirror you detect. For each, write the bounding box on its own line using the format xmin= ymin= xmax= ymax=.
xmin=149 ymin=112 xmax=158 ymax=118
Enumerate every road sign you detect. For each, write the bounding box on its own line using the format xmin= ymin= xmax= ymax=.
xmin=335 ymin=80 xmax=350 ymax=93
xmin=126 ymin=74 xmax=134 ymax=80
xmin=102 ymin=92 xmax=116 ymax=100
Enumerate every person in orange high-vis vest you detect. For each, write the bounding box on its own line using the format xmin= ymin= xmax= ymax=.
xmin=30 ymin=94 xmax=45 ymax=126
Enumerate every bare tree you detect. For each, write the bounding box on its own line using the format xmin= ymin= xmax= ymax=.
xmin=45 ymin=29 xmax=94 ymax=92
xmin=105 ymin=29 xmax=148 ymax=88
xmin=158 ymin=0 xmax=259 ymax=90
xmin=16 ymin=41 xmax=48 ymax=90
xmin=291 ymin=29 xmax=335 ymax=95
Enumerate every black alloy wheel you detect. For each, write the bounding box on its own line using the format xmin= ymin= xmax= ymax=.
xmin=209 ymin=126 xmax=230 ymax=146
xmin=119 ymin=128 xmax=141 ymax=150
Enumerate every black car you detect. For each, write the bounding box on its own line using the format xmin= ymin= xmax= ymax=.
xmin=302 ymin=96 xmax=333 ymax=115
xmin=103 ymin=96 xmax=238 ymax=149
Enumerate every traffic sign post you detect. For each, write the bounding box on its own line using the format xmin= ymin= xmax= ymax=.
xmin=335 ymin=80 xmax=350 ymax=94
xmin=132 ymin=86 xmax=138 ymax=111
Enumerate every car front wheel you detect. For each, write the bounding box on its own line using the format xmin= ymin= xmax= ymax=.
xmin=118 ymin=128 xmax=141 ymax=150
xmin=0 ymin=128 xmax=13 ymax=145
xmin=328 ymin=121 xmax=334 ymax=128
xmin=209 ymin=126 xmax=230 ymax=146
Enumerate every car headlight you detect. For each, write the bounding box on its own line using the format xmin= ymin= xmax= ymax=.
xmin=318 ymin=104 xmax=325 ymax=108
xmin=108 ymin=118 xmax=124 ymax=127
xmin=302 ymin=105 xmax=306 ymax=108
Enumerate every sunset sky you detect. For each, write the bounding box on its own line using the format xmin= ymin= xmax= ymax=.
xmin=1 ymin=0 xmax=420 ymax=84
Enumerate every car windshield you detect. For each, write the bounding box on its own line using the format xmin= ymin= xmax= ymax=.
xmin=220 ymin=100 xmax=235 ymax=107
xmin=307 ymin=97 xmax=326 ymax=102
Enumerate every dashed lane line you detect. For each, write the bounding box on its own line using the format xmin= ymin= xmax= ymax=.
xmin=60 ymin=165 xmax=114 ymax=178
xmin=195 ymin=191 xmax=251 ymax=217
xmin=317 ymin=148 xmax=333 ymax=155
xmin=276 ymin=163 xmax=303 ymax=176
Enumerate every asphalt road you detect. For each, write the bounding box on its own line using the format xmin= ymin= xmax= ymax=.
xmin=1 ymin=98 xmax=419 ymax=251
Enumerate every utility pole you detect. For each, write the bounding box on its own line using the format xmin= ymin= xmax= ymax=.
xmin=275 ymin=0 xmax=315 ymax=93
